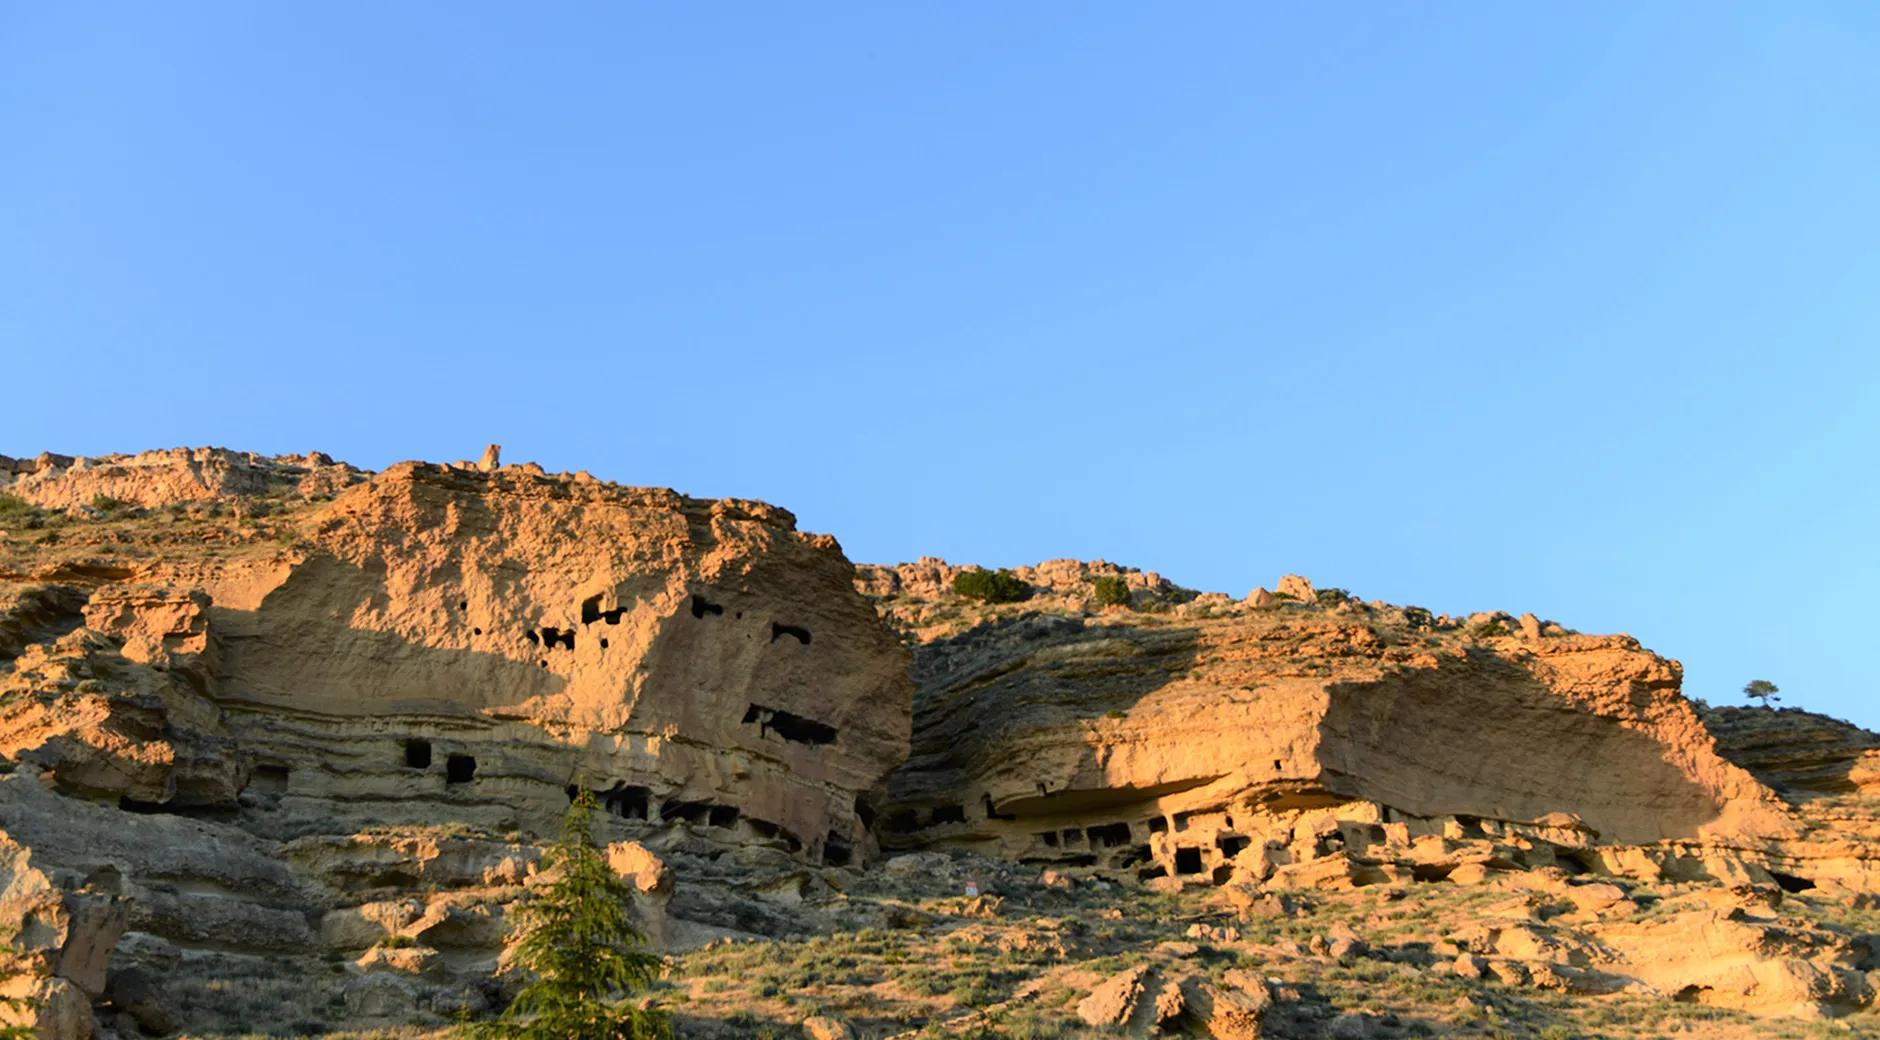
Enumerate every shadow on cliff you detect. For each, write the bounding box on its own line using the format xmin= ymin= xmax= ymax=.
xmin=1317 ymin=648 xmax=1726 ymax=844
xmin=889 ymin=612 xmax=1202 ymax=809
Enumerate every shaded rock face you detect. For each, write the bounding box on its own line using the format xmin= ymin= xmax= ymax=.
xmin=867 ymin=567 xmax=1794 ymax=889
xmin=1702 ymin=705 xmax=1880 ymax=799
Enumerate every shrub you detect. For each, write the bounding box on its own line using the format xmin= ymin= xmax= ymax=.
xmin=952 ymin=569 xmax=1030 ymax=604
xmin=89 ymin=494 xmax=123 ymax=515
xmin=1468 ymin=619 xmax=1509 ymax=639
xmin=1091 ymin=576 xmax=1131 ymax=608
xmin=479 ymin=790 xmax=671 ymax=1039
xmin=0 ymin=494 xmax=31 ymax=519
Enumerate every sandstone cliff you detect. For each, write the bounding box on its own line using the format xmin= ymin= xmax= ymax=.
xmin=862 ymin=560 xmax=1797 ymax=887
xmin=3 ymin=450 xmax=1879 ymax=1036
xmin=0 ymin=448 xmax=911 ymax=1038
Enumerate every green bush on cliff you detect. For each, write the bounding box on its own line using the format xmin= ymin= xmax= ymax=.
xmin=1091 ymin=576 xmax=1131 ymax=608
xmin=952 ymin=568 xmax=1030 ymax=604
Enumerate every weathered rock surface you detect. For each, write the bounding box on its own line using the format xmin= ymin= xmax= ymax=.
xmin=0 ymin=449 xmax=912 ymax=1036
xmin=0 ymin=447 xmax=365 ymax=509
xmin=865 ymin=563 xmax=1795 ymax=893
xmin=5 ymin=452 xmax=1880 ymax=1033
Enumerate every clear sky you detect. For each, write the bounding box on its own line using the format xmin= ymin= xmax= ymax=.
xmin=5 ymin=5 xmax=1878 ymax=726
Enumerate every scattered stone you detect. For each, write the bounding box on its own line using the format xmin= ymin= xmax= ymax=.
xmin=802 ymin=1014 xmax=856 ymax=1040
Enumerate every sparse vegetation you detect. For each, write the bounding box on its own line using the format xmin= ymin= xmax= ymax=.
xmin=1091 ymin=576 xmax=1130 ymax=608
xmin=1469 ymin=618 xmax=1510 ymax=639
xmin=953 ymin=568 xmax=1030 ymax=604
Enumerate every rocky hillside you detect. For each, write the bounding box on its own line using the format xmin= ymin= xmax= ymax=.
xmin=1 ymin=448 xmax=1878 ymax=1039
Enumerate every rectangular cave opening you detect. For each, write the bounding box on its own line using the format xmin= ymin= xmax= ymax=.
xmin=1115 ymin=844 xmax=1153 ymax=869
xmin=1038 ymin=831 xmax=1059 ymax=848
xmin=822 ymin=837 xmax=852 ymax=867
xmin=404 ymin=739 xmax=432 ymax=769
xmin=1087 ymin=822 xmax=1133 ymax=848
xmin=1217 ymin=834 xmax=1250 ymax=857
xmin=446 ymin=754 xmax=477 ymax=784
xmin=602 ymin=784 xmax=650 ymax=820
xmin=884 ymin=810 xmax=920 ymax=834
xmin=742 ymin=703 xmax=837 ymax=746
xmin=708 ymin=805 xmax=740 ymax=829
xmin=1174 ymin=847 xmax=1204 ymax=875
xmin=251 ymin=763 xmax=289 ymax=796
xmin=929 ymin=804 xmax=967 ymax=826
xmin=1147 ymin=816 xmax=1168 ymax=834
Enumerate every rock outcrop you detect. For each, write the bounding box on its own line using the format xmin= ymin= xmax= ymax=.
xmin=864 ymin=563 xmax=1796 ymax=893
xmin=0 ymin=450 xmax=911 ymax=1037
xmin=0 ymin=447 xmax=365 ymax=509
xmin=4 ymin=451 xmax=1879 ymax=1034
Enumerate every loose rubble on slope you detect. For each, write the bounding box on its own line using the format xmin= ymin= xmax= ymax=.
xmin=0 ymin=447 xmax=1877 ymax=1039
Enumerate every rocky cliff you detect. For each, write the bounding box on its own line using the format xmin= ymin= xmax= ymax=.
xmin=0 ymin=448 xmax=911 ymax=1038
xmin=862 ymin=561 xmax=1798 ymax=880
xmin=2 ymin=449 xmax=1879 ymax=1038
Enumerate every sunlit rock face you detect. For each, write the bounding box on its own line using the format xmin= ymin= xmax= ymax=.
xmin=0 ymin=452 xmax=914 ymax=1038
xmin=862 ymin=562 xmax=1796 ymax=888
xmin=192 ymin=460 xmax=914 ymax=862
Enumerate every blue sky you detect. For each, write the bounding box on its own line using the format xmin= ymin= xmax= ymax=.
xmin=4 ymin=5 xmax=1878 ymax=725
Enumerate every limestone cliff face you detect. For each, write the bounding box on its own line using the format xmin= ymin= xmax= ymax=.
xmin=0 ymin=450 xmax=913 ymax=1038
xmin=863 ymin=562 xmax=1796 ymax=887
xmin=203 ymin=461 xmax=913 ymax=861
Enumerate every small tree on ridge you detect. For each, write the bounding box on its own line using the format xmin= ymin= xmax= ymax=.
xmin=1743 ymin=679 xmax=1781 ymax=707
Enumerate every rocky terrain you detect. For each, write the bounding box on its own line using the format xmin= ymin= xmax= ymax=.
xmin=1 ymin=447 xmax=1878 ymax=1039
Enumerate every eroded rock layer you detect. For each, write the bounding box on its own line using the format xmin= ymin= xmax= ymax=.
xmin=864 ymin=561 xmax=1801 ymax=890
xmin=0 ymin=448 xmax=911 ymax=1038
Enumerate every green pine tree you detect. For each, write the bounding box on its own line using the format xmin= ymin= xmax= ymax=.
xmin=486 ymin=790 xmax=670 ymax=1040
xmin=0 ymin=943 xmax=39 ymax=1040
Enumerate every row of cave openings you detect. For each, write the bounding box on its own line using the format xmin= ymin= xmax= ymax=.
xmin=887 ymin=799 xmax=1256 ymax=884
xmin=563 ymin=781 xmax=858 ymax=868
xmin=486 ymin=591 xmax=816 ymax=673
xmin=403 ymin=739 xmax=478 ymax=784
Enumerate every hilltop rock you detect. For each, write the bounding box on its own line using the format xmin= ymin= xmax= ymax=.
xmin=0 ymin=447 xmax=365 ymax=509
